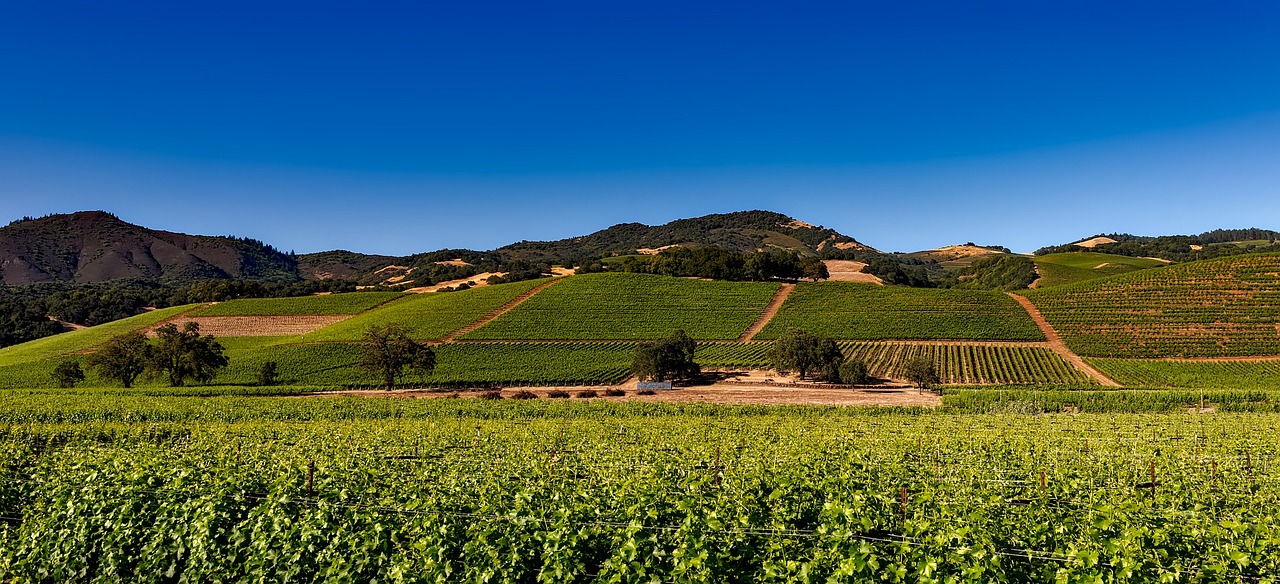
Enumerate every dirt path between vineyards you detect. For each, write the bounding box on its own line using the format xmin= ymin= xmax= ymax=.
xmin=1006 ymin=293 xmax=1120 ymax=386
xmin=440 ymin=279 xmax=563 ymax=342
xmin=738 ymin=284 xmax=795 ymax=342
xmin=304 ymin=384 xmax=941 ymax=408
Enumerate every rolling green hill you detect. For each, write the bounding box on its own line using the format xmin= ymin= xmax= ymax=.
xmin=1031 ymin=252 xmax=1167 ymax=288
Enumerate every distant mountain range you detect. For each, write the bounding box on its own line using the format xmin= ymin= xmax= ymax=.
xmin=0 ymin=210 xmax=873 ymax=285
xmin=4 ymin=210 xmax=1277 ymax=287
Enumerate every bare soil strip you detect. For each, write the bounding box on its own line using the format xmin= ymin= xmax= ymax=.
xmin=1006 ymin=293 xmax=1121 ymax=386
xmin=1149 ymin=355 xmax=1280 ymax=363
xmin=450 ymin=338 xmax=1051 ymax=348
xmin=738 ymin=284 xmax=795 ymax=341
xmin=146 ymin=315 xmax=351 ymax=337
xmin=440 ymin=279 xmax=563 ymax=342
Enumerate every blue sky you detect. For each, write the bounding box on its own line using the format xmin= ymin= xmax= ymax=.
xmin=2 ymin=1 xmax=1279 ymax=254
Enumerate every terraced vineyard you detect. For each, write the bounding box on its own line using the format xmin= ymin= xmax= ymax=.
xmin=1026 ymin=253 xmax=1280 ymax=357
xmin=2 ymin=404 xmax=1278 ymax=581
xmin=1032 ymin=252 xmax=1167 ymax=288
xmin=1088 ymin=358 xmax=1280 ymax=390
xmin=189 ymin=291 xmax=405 ymax=316
xmin=302 ymin=278 xmax=552 ymax=341
xmin=462 ymin=273 xmax=780 ymax=340
xmin=756 ymin=282 xmax=1044 ymax=341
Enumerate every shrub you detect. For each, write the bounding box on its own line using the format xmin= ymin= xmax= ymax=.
xmin=511 ymin=390 xmax=538 ymax=399
xmin=603 ymin=389 xmax=625 ymax=397
xmin=51 ymin=360 xmax=85 ymax=388
xmin=638 ymin=389 xmax=656 ymax=396
xmin=547 ymin=390 xmax=570 ymax=398
xmin=575 ymin=389 xmax=599 ymax=398
xmin=478 ymin=390 xmax=502 ymax=400
xmin=257 ymin=361 xmax=279 ymax=386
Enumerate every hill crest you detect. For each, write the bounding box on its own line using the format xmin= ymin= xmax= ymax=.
xmin=0 ymin=211 xmax=297 ymax=285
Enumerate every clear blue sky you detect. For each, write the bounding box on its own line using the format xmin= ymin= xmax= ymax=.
xmin=2 ymin=1 xmax=1279 ymax=254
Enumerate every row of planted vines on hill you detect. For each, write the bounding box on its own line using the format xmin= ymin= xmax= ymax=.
xmin=1026 ymin=253 xmax=1280 ymax=358
xmin=1087 ymin=358 xmax=1280 ymax=391
xmin=1 ymin=411 xmax=1277 ymax=581
xmin=755 ymin=282 xmax=1046 ymax=341
xmin=461 ymin=273 xmax=781 ymax=340
xmin=0 ymin=339 xmax=1094 ymax=389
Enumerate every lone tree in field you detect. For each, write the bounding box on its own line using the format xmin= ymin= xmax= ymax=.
xmin=767 ymin=328 xmax=844 ymax=381
xmin=902 ymin=355 xmax=940 ymax=388
xmin=51 ymin=360 xmax=86 ymax=388
xmin=632 ymin=329 xmax=700 ymax=383
xmin=838 ymin=357 xmax=870 ymax=385
xmin=148 ymin=322 xmax=229 ymax=387
xmin=359 ymin=323 xmax=436 ymax=389
xmin=87 ymin=331 xmax=150 ymax=388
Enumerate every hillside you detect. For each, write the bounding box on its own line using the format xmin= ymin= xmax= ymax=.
xmin=1025 ymin=253 xmax=1280 ymax=357
xmin=1036 ymin=228 xmax=1280 ymax=262
xmin=904 ymin=244 xmax=1007 ymax=269
xmin=0 ymin=272 xmax=1098 ymax=389
xmin=0 ymin=211 xmax=297 ymax=285
xmin=497 ymin=210 xmax=871 ymax=263
xmin=1031 ymin=252 xmax=1168 ymax=288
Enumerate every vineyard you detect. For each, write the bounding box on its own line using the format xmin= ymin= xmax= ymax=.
xmin=301 ymin=278 xmax=552 ymax=341
xmin=698 ymin=342 xmax=1092 ymax=385
xmin=1031 ymin=252 xmax=1167 ymax=288
xmin=461 ymin=273 xmax=780 ymax=340
xmin=1025 ymin=253 xmax=1280 ymax=357
xmin=1088 ymin=358 xmax=1280 ymax=391
xmin=189 ymin=291 xmax=405 ymax=316
xmin=756 ymin=282 xmax=1045 ymax=341
xmin=1 ymin=402 xmax=1278 ymax=581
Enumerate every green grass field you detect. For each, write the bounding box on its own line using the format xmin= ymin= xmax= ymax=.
xmin=1031 ymin=252 xmax=1167 ymax=288
xmin=301 ymin=279 xmax=551 ymax=341
xmin=1027 ymin=253 xmax=1280 ymax=357
xmin=756 ymin=282 xmax=1043 ymax=341
xmin=189 ymin=292 xmax=404 ymax=316
xmin=462 ymin=273 xmax=780 ymax=340
xmin=1088 ymin=358 xmax=1280 ymax=390
xmin=0 ymin=304 xmax=199 ymax=366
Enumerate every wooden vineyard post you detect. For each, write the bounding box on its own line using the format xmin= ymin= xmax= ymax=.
xmin=307 ymin=460 xmax=315 ymax=497
xmin=1149 ymin=460 xmax=1156 ymax=493
xmin=1212 ymin=460 xmax=1217 ymax=489
xmin=714 ymin=446 xmax=722 ymax=487
xmin=900 ymin=486 xmax=907 ymax=521
xmin=1040 ymin=469 xmax=1046 ymax=492
xmin=1246 ymin=450 xmax=1254 ymax=484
